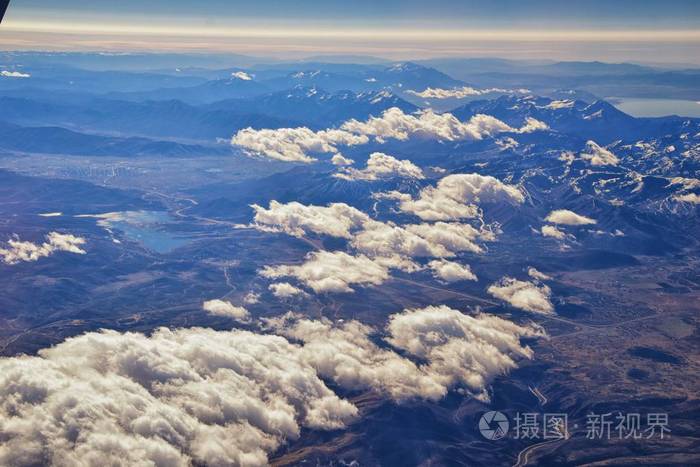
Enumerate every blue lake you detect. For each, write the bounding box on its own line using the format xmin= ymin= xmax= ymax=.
xmin=84 ymin=211 xmax=189 ymax=253
xmin=610 ymin=98 xmax=700 ymax=118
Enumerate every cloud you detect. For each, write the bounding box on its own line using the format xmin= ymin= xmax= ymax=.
xmin=351 ymin=221 xmax=487 ymax=272
xmin=0 ymin=327 xmax=358 ymax=467
xmin=269 ymin=282 xmax=306 ymax=298
xmin=331 ymin=154 xmax=354 ymax=166
xmin=544 ymin=209 xmax=596 ymax=226
xmin=527 ymin=267 xmax=551 ymax=281
xmin=0 ymin=70 xmax=30 ymax=78
xmin=231 ymin=71 xmax=253 ymax=80
xmin=407 ymin=86 xmax=530 ymax=99
xmin=202 ymin=299 xmax=250 ymax=322
xmin=340 ymin=108 xmax=546 ymax=143
xmin=675 ymin=193 xmax=700 ymax=204
xmin=232 ymin=127 xmax=368 ymax=163
xmin=244 ymin=292 xmax=260 ymax=304
xmin=334 ymin=152 xmax=424 ymax=181
xmin=250 ymin=201 xmax=370 ymax=239
xmin=0 ymin=232 xmax=86 ymax=265
xmin=540 ymin=225 xmax=566 ymax=239
xmin=396 ymin=173 xmax=524 ymax=221
xmin=271 ymin=305 xmax=545 ymax=402
xmin=428 ymin=259 xmax=477 ymax=282
xmin=0 ymin=306 xmax=545 ymax=465
xmin=250 ymin=199 xmax=493 ymax=280
xmin=580 ymin=140 xmax=620 ymax=166
xmin=232 ymin=108 xmax=546 ymax=162
xmin=260 ymin=251 xmax=389 ymax=293
xmin=487 ymin=277 xmax=554 ymax=315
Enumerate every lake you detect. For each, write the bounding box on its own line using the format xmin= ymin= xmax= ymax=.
xmin=78 ymin=210 xmax=189 ymax=253
xmin=609 ymin=98 xmax=700 ymax=118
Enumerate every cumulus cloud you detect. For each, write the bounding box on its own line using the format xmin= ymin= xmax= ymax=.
xmin=331 ymin=154 xmax=354 ymax=166
xmin=384 ymin=306 xmax=544 ymax=400
xmin=540 ymin=225 xmax=566 ymax=239
xmin=396 ymin=173 xmax=524 ymax=221
xmin=231 ymin=71 xmax=253 ymax=80
xmin=0 ymin=327 xmax=358 ymax=467
xmin=544 ymin=209 xmax=596 ymax=226
xmin=261 ymin=251 xmax=389 ymax=293
xmin=340 ymin=108 xmax=546 ymax=143
xmin=269 ymin=282 xmax=306 ymax=298
xmin=0 ymin=70 xmax=30 ymax=78
xmin=271 ymin=305 xmax=544 ymax=402
xmin=0 ymin=232 xmax=86 ymax=265
xmin=581 ymin=140 xmax=620 ymax=166
xmin=351 ymin=221 xmax=487 ymax=269
xmin=250 ymin=198 xmax=495 ymax=281
xmin=428 ymin=259 xmax=477 ymax=282
xmin=487 ymin=277 xmax=554 ymax=315
xmin=202 ymin=299 xmax=250 ymax=322
xmin=334 ymin=152 xmax=424 ymax=181
xmin=527 ymin=267 xmax=551 ymax=281
xmin=232 ymin=127 xmax=368 ymax=163
xmin=250 ymin=201 xmax=370 ymax=238
xmin=0 ymin=307 xmax=544 ymax=465
xmin=407 ymin=86 xmax=530 ymax=99
xmin=232 ymin=108 xmax=546 ymax=162
xmin=244 ymin=292 xmax=260 ymax=304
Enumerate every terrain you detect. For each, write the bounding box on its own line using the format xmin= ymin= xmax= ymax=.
xmin=0 ymin=52 xmax=699 ymax=466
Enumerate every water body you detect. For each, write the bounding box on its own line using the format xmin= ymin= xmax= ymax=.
xmin=609 ymin=98 xmax=700 ymax=118
xmin=79 ymin=210 xmax=189 ymax=253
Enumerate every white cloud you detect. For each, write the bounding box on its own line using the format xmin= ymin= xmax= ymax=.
xmin=0 ymin=70 xmax=30 ymax=78
xmin=261 ymin=251 xmax=389 ymax=293
xmin=0 ymin=327 xmax=358 ymax=467
xmin=541 ymin=225 xmax=566 ymax=239
xmin=269 ymin=282 xmax=305 ymax=298
xmin=38 ymin=212 xmax=63 ymax=217
xmin=232 ymin=108 xmax=546 ymax=162
xmin=544 ymin=209 xmax=596 ymax=226
xmin=0 ymin=232 xmax=86 ymax=265
xmin=271 ymin=306 xmax=544 ymax=402
xmin=250 ymin=201 xmax=370 ymax=239
xmin=407 ymin=86 xmax=530 ymax=99
xmin=244 ymin=292 xmax=260 ymax=304
xmin=232 ymin=127 xmax=368 ymax=163
xmin=428 ymin=259 xmax=477 ymax=282
xmin=341 ymin=108 xmax=545 ymax=143
xmin=331 ymin=154 xmax=354 ymax=166
xmin=518 ymin=117 xmax=549 ymax=133
xmin=202 ymin=299 xmax=250 ymax=322
xmin=397 ymin=173 xmax=524 ymax=221
xmin=351 ymin=221 xmax=491 ymax=273
xmin=487 ymin=277 xmax=554 ymax=315
xmin=0 ymin=307 xmax=545 ymax=464
xmin=231 ymin=71 xmax=253 ymax=80
xmin=384 ymin=306 xmax=544 ymax=400
xmin=527 ymin=267 xmax=551 ymax=281
xmin=581 ymin=140 xmax=620 ymax=166
xmin=334 ymin=152 xmax=424 ymax=181
xmin=675 ymin=193 xmax=700 ymax=204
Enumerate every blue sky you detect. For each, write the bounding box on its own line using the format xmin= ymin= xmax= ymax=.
xmin=1 ymin=0 xmax=699 ymax=62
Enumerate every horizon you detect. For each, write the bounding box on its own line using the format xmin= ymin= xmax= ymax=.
xmin=1 ymin=0 xmax=699 ymax=64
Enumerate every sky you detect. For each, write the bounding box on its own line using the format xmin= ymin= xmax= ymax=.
xmin=1 ymin=0 xmax=700 ymax=63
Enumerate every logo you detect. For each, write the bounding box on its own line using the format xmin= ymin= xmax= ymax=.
xmin=479 ymin=411 xmax=509 ymax=440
